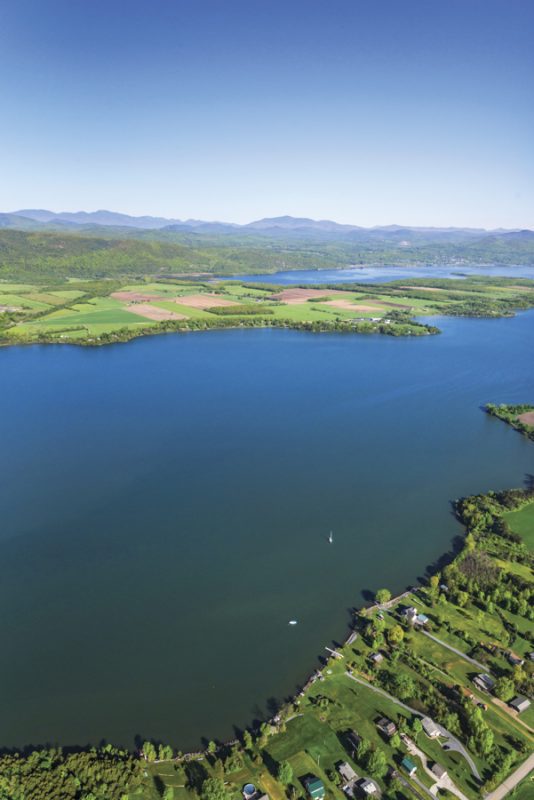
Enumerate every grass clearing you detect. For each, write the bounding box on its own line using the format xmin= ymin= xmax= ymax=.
xmin=505 ymin=502 xmax=534 ymax=550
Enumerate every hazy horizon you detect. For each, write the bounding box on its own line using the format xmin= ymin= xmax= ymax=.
xmin=1 ymin=0 xmax=532 ymax=228
xmin=6 ymin=206 xmax=531 ymax=232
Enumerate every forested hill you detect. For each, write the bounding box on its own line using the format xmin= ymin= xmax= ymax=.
xmin=1 ymin=223 xmax=534 ymax=281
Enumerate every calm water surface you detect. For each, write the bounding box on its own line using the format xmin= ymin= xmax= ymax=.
xmin=1 ymin=311 xmax=533 ymax=748
xmin=237 ymin=264 xmax=534 ymax=284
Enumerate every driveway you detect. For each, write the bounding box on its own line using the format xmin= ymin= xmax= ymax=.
xmin=345 ymin=672 xmax=481 ymax=781
xmin=403 ymin=735 xmax=470 ymax=800
xmin=420 ymin=630 xmax=487 ymax=671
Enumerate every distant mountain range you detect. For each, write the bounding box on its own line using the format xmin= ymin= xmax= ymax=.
xmin=0 ymin=209 xmax=532 ymax=282
xmin=5 ymin=209 xmax=530 ymax=239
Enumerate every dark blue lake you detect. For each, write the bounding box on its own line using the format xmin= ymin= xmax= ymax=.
xmin=0 ymin=310 xmax=533 ymax=749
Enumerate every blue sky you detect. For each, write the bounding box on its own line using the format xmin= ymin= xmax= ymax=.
xmin=0 ymin=0 xmax=532 ymax=227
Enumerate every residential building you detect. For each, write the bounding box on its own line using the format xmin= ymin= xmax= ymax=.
xmin=431 ymin=763 xmax=447 ymax=780
xmin=510 ymin=696 xmax=531 ymax=713
xmin=338 ymin=763 xmax=357 ymax=784
xmin=304 ymin=777 xmax=325 ymax=800
xmin=401 ymin=757 xmax=417 ymax=776
xmin=473 ymin=673 xmax=495 ymax=693
xmin=376 ymin=717 xmax=397 ymax=738
xmin=421 ymin=717 xmax=440 ymax=738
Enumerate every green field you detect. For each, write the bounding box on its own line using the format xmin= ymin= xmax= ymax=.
xmin=2 ymin=275 xmax=534 ymax=347
xmin=505 ymin=502 xmax=534 ymax=550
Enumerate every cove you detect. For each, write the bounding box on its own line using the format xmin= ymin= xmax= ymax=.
xmin=0 ymin=311 xmax=533 ymax=749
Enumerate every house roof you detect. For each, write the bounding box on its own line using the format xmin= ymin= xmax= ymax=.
xmin=422 ymin=716 xmax=440 ymax=736
xmin=402 ymin=757 xmax=416 ymax=772
xmin=476 ymin=673 xmax=495 ymax=688
xmin=305 ymin=778 xmax=325 ymax=798
xmin=338 ymin=762 xmax=357 ymax=781
xmin=431 ymin=763 xmax=447 ymax=778
xmin=370 ymin=652 xmax=383 ymax=661
xmin=510 ymin=695 xmax=531 ymax=711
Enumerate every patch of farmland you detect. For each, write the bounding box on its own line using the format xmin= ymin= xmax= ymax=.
xmin=175 ymin=293 xmax=240 ymax=309
xmin=125 ymin=303 xmax=188 ymax=321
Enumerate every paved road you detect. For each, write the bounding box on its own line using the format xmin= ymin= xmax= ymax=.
xmin=345 ymin=672 xmax=481 ymax=781
xmin=485 ymin=752 xmax=534 ymax=800
xmin=420 ymin=630 xmax=487 ymax=671
xmin=404 ymin=735 xmax=470 ymax=800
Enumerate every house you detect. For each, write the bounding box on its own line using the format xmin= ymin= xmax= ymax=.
xmin=304 ymin=777 xmax=325 ymax=800
xmin=370 ymin=652 xmax=384 ymax=664
xmin=508 ymin=653 xmax=524 ymax=667
xmin=359 ymin=779 xmax=378 ymax=795
xmin=401 ymin=757 xmax=417 ymax=777
xmin=510 ymin=696 xmax=531 ymax=714
xmin=376 ymin=717 xmax=397 ymax=738
xmin=473 ymin=673 xmax=495 ymax=693
xmin=347 ymin=729 xmax=361 ymax=749
xmin=529 ymin=652 xmax=534 ymax=662
xmin=421 ymin=716 xmax=440 ymax=738
xmin=431 ymin=763 xmax=448 ymax=780
xmin=415 ymin=613 xmax=429 ymax=626
xmin=338 ymin=762 xmax=358 ymax=785
xmin=402 ymin=607 xmax=418 ymax=624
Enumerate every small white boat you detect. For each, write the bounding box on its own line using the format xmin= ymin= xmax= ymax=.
xmin=289 ymin=620 xmax=298 ymax=625
xmin=328 ymin=530 xmax=333 ymax=544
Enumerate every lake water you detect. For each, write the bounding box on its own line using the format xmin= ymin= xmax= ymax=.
xmin=1 ymin=310 xmax=533 ymax=749
xmin=236 ymin=264 xmax=534 ymax=284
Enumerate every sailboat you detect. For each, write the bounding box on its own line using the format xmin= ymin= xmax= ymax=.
xmin=328 ymin=530 xmax=333 ymax=544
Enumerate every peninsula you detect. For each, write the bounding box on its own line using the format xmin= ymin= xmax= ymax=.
xmin=2 ymin=275 xmax=534 ymax=347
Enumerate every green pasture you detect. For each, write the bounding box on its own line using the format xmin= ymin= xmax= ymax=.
xmin=0 ymin=282 xmax=37 ymax=292
xmin=505 ymin=502 xmax=534 ymax=550
xmin=0 ymin=292 xmax=53 ymax=310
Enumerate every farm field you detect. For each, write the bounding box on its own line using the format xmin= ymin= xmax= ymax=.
xmin=2 ymin=274 xmax=534 ymax=346
xmin=506 ymin=504 xmax=534 ymax=551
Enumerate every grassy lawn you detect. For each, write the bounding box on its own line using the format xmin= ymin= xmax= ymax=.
xmin=509 ymin=775 xmax=534 ymax=800
xmin=504 ymin=502 xmax=534 ymax=550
